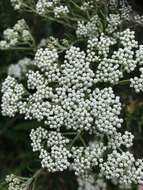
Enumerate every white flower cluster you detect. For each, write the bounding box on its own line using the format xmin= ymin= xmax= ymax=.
xmin=129 ymin=43 xmax=143 ymax=93
xmin=30 ymin=127 xmax=107 ymax=176
xmin=80 ymin=2 xmax=93 ymax=11
xmin=100 ymin=151 xmax=143 ymax=185
xmin=10 ymin=0 xmax=23 ymax=10
xmin=106 ymin=14 xmax=122 ymax=34
xmin=8 ymin=57 xmax=33 ymax=79
xmin=72 ymin=142 xmax=106 ymax=176
xmin=10 ymin=46 xmax=94 ymax=131
xmin=3 ymin=44 xmax=138 ymax=181
xmin=36 ymin=0 xmax=69 ymax=18
xmin=86 ymin=28 xmax=139 ymax=84
xmin=2 ymin=40 xmax=143 ymax=185
xmin=95 ymin=58 xmax=123 ymax=84
xmin=119 ymin=29 xmax=138 ymax=49
xmin=30 ymin=127 xmax=71 ymax=172
xmin=136 ymin=45 xmax=143 ymax=66
xmin=76 ymin=15 xmax=101 ymax=38
xmin=6 ymin=174 xmax=27 ymax=190
xmin=1 ymin=76 xmax=25 ymax=117
xmin=2 ymin=1 xmax=143 ymax=186
xmin=108 ymin=131 xmax=134 ymax=149
xmin=96 ymin=34 xmax=116 ymax=57
xmin=90 ymin=87 xmax=123 ymax=135
xmin=0 ymin=19 xmax=32 ymax=49
xmin=78 ymin=176 xmax=107 ymax=190
xmin=54 ymin=5 xmax=69 ymax=18
xmin=34 ymin=48 xmax=59 ymax=73
xmin=36 ymin=0 xmax=59 ymax=15
xmin=76 ymin=12 xmax=124 ymax=38
xmin=62 ymin=46 xmax=94 ymax=91
xmin=130 ymin=68 xmax=143 ymax=93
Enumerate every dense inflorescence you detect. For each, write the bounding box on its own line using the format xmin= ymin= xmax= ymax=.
xmin=30 ymin=127 xmax=71 ymax=172
xmin=1 ymin=76 xmax=25 ymax=117
xmin=1 ymin=0 xmax=143 ymax=189
xmin=36 ymin=0 xmax=69 ymax=18
xmin=2 ymin=34 xmax=143 ymax=185
xmin=130 ymin=68 xmax=143 ymax=93
xmin=108 ymin=131 xmax=134 ymax=149
xmin=0 ymin=19 xmax=33 ymax=49
xmin=72 ymin=142 xmax=106 ymax=176
xmin=76 ymin=15 xmax=101 ymax=38
xmin=5 ymin=174 xmax=28 ymax=190
xmin=90 ymin=88 xmax=123 ymax=135
xmin=100 ymin=151 xmax=143 ymax=185
xmin=86 ymin=28 xmax=139 ymax=85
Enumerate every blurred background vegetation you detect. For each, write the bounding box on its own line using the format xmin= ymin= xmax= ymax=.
xmin=0 ymin=0 xmax=143 ymax=189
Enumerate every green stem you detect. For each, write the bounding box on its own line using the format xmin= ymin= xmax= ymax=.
xmin=62 ymin=132 xmax=77 ymax=135
xmin=79 ymin=135 xmax=87 ymax=147
xmin=22 ymin=2 xmax=36 ymax=13
xmin=64 ymin=15 xmax=87 ymax=22
xmin=26 ymin=169 xmax=43 ymax=190
xmin=69 ymin=130 xmax=83 ymax=149
xmin=118 ymin=79 xmax=130 ymax=85
xmin=1 ymin=47 xmax=36 ymax=51
xmin=22 ymin=2 xmax=77 ymax=29
xmin=48 ymin=16 xmax=76 ymax=29
xmin=69 ymin=0 xmax=82 ymax=11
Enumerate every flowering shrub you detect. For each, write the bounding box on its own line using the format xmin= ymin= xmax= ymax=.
xmin=1 ymin=0 xmax=143 ymax=189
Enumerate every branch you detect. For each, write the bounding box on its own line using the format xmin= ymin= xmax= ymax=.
xmin=25 ymin=169 xmax=43 ymax=190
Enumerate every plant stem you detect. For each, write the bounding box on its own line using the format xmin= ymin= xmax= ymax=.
xmin=118 ymin=79 xmax=130 ymax=85
xmin=1 ymin=47 xmax=36 ymax=51
xmin=26 ymin=169 xmax=43 ymax=190
xmin=79 ymin=135 xmax=87 ymax=147
xmin=69 ymin=0 xmax=82 ymax=11
xmin=69 ymin=130 xmax=83 ymax=149
xmin=62 ymin=132 xmax=77 ymax=135
xmin=48 ymin=16 xmax=76 ymax=29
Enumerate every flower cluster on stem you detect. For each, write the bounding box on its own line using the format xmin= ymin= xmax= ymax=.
xmin=1 ymin=0 xmax=143 ymax=189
